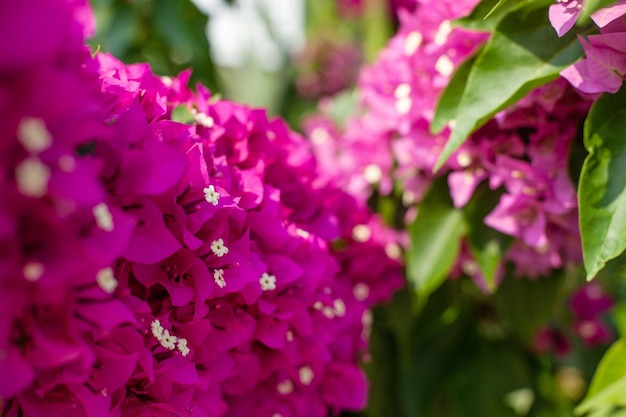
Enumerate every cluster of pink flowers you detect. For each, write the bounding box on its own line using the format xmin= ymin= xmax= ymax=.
xmin=535 ymin=281 xmax=614 ymax=355
xmin=558 ymin=0 xmax=626 ymax=94
xmin=306 ymin=0 xmax=592 ymax=282
xmin=0 ymin=1 xmax=403 ymax=416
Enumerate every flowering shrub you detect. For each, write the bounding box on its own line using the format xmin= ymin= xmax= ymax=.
xmin=0 ymin=1 xmax=403 ymax=416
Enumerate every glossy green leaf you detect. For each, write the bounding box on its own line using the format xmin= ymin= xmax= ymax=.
xmin=579 ymin=87 xmax=626 ymax=280
xmin=431 ymin=55 xmax=478 ymax=134
xmin=433 ymin=1 xmax=584 ymax=171
xmin=407 ymin=180 xmax=467 ymax=300
xmin=464 ymin=185 xmax=513 ymax=292
xmin=577 ymin=339 xmax=626 ymax=415
xmin=454 ymin=0 xmax=530 ymax=30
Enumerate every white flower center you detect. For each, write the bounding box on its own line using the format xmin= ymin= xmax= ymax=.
xmin=160 ymin=329 xmax=178 ymax=350
xmin=96 ymin=267 xmax=118 ymax=293
xmin=210 ymin=238 xmax=229 ymax=257
xmin=16 ymin=157 xmax=50 ymax=197
xmin=177 ymin=337 xmax=190 ymax=357
xmin=299 ymin=366 xmax=314 ymax=385
xmin=18 ymin=117 xmax=52 ymax=153
xmin=213 ymin=269 xmax=226 ymax=288
xmin=435 ymin=55 xmax=454 ymax=77
xmin=93 ymin=203 xmax=115 ymax=232
xmin=353 ymin=283 xmax=370 ymax=301
xmin=151 ymin=319 xmax=164 ymax=339
xmin=434 ymin=20 xmax=452 ymax=46
xmin=310 ymin=128 xmax=330 ymax=145
xmin=23 ymin=262 xmax=44 ymax=282
xmin=352 ymin=224 xmax=371 ymax=242
xmin=404 ymin=31 xmax=423 ymax=55
xmin=260 ymin=272 xmax=277 ymax=291
xmin=195 ymin=112 xmax=215 ymax=128
xmin=203 ymin=185 xmax=220 ymax=206
xmin=395 ymin=97 xmax=412 ymax=115
xmin=277 ymin=379 xmax=294 ymax=395
xmin=363 ymin=164 xmax=382 ymax=183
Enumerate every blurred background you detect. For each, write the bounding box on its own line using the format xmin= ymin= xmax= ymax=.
xmin=87 ymin=2 xmax=626 ymax=417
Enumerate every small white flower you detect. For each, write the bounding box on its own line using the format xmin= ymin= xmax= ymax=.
xmin=404 ymin=31 xmax=423 ymax=55
xmin=333 ymin=299 xmax=346 ymax=318
xmin=353 ymin=283 xmax=370 ymax=301
xmin=160 ymin=329 xmax=177 ymax=350
xmin=435 ymin=55 xmax=454 ymax=77
xmin=195 ymin=112 xmax=214 ymax=128
xmin=203 ymin=185 xmax=220 ymax=206
xmin=177 ymin=337 xmax=190 ymax=357
xmin=18 ymin=117 xmax=52 ymax=153
xmin=151 ymin=319 xmax=164 ymax=339
xmin=23 ymin=262 xmax=44 ymax=282
xmin=299 ymin=366 xmax=314 ymax=385
xmin=96 ymin=268 xmax=118 ymax=293
xmin=16 ymin=157 xmax=50 ymax=197
xmin=93 ymin=203 xmax=114 ymax=232
xmin=213 ymin=269 xmax=226 ymax=288
xmin=260 ymin=272 xmax=277 ymax=291
xmin=276 ymin=379 xmax=294 ymax=395
xmin=210 ymin=238 xmax=229 ymax=257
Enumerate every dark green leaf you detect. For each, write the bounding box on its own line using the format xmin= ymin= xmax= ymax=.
xmin=406 ymin=179 xmax=467 ymax=300
xmin=579 ymin=87 xmax=626 ymax=280
xmin=464 ymin=184 xmax=513 ymax=292
xmin=434 ymin=2 xmax=584 ymax=172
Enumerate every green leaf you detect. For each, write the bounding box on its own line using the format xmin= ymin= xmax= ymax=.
xmin=579 ymin=87 xmax=626 ymax=280
xmin=433 ymin=1 xmax=584 ymax=172
xmin=171 ymin=105 xmax=195 ymax=124
xmin=493 ymin=270 xmax=563 ymax=341
xmin=431 ymin=54 xmax=478 ymax=134
xmin=577 ymin=339 xmax=626 ymax=415
xmin=454 ymin=0 xmax=530 ymax=30
xmin=464 ymin=184 xmax=513 ymax=292
xmin=406 ymin=179 xmax=467 ymax=300
xmin=577 ymin=0 xmax=617 ymax=26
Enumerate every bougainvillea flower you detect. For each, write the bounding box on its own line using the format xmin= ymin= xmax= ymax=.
xmin=549 ymin=0 xmax=584 ymax=37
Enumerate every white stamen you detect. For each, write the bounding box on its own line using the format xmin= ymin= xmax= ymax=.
xmin=151 ymin=319 xmax=164 ymax=339
xmin=385 ymin=243 xmax=402 ymax=260
xmin=210 ymin=238 xmax=229 ymax=257
xmin=161 ymin=76 xmax=173 ymax=86
xmin=313 ymin=301 xmax=323 ymax=310
xmin=16 ymin=157 xmax=50 ymax=197
xmin=299 ymin=366 xmax=314 ymax=385
xmin=96 ymin=267 xmax=118 ymax=293
xmin=333 ymin=299 xmax=346 ymax=317
xmin=456 ymin=151 xmax=472 ymax=168
xmin=435 ymin=55 xmax=454 ymax=77
xmin=18 ymin=117 xmax=52 ymax=153
xmin=295 ymin=228 xmax=310 ymax=239
xmin=395 ymin=97 xmax=412 ymax=115
xmin=23 ymin=262 xmax=44 ymax=282
xmin=434 ymin=20 xmax=452 ymax=46
xmin=310 ymin=128 xmax=330 ymax=145
xmin=58 ymin=155 xmax=76 ymax=172
xmin=93 ymin=203 xmax=114 ymax=232
xmin=286 ymin=330 xmax=294 ymax=341
xmin=177 ymin=337 xmax=190 ymax=357
xmin=322 ymin=306 xmax=335 ymax=319
xmin=353 ymin=283 xmax=370 ymax=301
xmin=213 ymin=269 xmax=226 ymax=288
xmin=195 ymin=112 xmax=214 ymax=128
xmin=203 ymin=185 xmax=220 ymax=206
xmin=394 ymin=83 xmax=412 ymax=99
xmin=277 ymin=379 xmax=294 ymax=395
xmin=363 ymin=164 xmax=382 ymax=183
xmin=404 ymin=31 xmax=423 ymax=55
xmin=352 ymin=225 xmax=371 ymax=242
xmin=260 ymin=272 xmax=277 ymax=291
xmin=160 ymin=329 xmax=177 ymax=350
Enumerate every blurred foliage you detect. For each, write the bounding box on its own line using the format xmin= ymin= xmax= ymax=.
xmin=89 ymin=0 xmax=218 ymax=91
